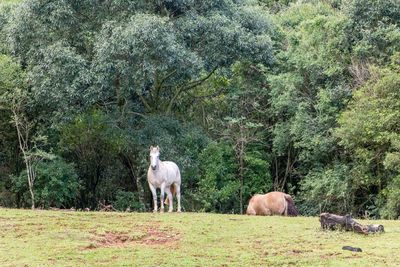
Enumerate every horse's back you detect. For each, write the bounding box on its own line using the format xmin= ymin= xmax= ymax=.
xmin=162 ymin=161 xmax=181 ymax=184
xmin=247 ymin=191 xmax=297 ymax=216
xmin=264 ymin=192 xmax=287 ymax=215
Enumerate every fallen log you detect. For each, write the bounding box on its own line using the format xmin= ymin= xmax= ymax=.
xmin=98 ymin=201 xmax=117 ymax=212
xmin=342 ymin=246 xmax=362 ymax=252
xmin=319 ymin=213 xmax=384 ymax=234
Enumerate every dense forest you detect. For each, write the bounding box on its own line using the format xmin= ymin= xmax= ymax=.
xmin=0 ymin=0 xmax=399 ymax=218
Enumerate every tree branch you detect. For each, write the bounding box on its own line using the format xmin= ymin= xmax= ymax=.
xmin=166 ymin=67 xmax=218 ymax=114
xmin=138 ymin=94 xmax=153 ymax=112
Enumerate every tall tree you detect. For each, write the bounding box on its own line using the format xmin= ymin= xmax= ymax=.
xmin=0 ymin=55 xmax=53 ymax=209
xmin=336 ymin=66 xmax=400 ymax=217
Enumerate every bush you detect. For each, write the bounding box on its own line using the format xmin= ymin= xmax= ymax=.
xmin=112 ymin=190 xmax=144 ymax=212
xmin=298 ymin=164 xmax=352 ymax=215
xmin=379 ymin=176 xmax=400 ymax=219
xmin=0 ymin=190 xmax=14 ymax=207
xmin=11 ymin=158 xmax=79 ymax=208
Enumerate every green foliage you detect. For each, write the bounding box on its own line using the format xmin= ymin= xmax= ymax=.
xmin=243 ymin=149 xmax=273 ymax=197
xmin=0 ymin=54 xmax=25 ymax=94
xmin=196 ymin=142 xmax=239 ymax=213
xmin=6 ymin=0 xmax=275 ymax=116
xmin=0 ymin=0 xmax=399 ymax=217
xmin=343 ymin=0 xmax=400 ymax=63
xmin=336 ymin=67 xmax=400 ymax=217
xmin=258 ymin=0 xmax=296 ymax=13
xmin=299 ymin=164 xmax=352 ymax=215
xmin=59 ymin=109 xmax=124 ymax=208
xmin=112 ymin=190 xmax=143 ymax=212
xmin=379 ymin=175 xmax=400 ymax=219
xmin=0 ymin=55 xmax=26 ymax=207
xmin=134 ymin=115 xmax=210 ymax=207
xmin=28 ymin=42 xmax=89 ymax=122
xmin=11 ymin=158 xmax=79 ymax=208
xmin=268 ymin=2 xmax=352 ymax=197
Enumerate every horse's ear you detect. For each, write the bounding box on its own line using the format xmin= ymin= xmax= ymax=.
xmin=156 ymin=145 xmax=160 ymax=151
xmin=150 ymin=145 xmax=153 ymax=150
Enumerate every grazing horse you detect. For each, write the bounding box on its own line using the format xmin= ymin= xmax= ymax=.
xmin=246 ymin=191 xmax=298 ymax=216
xmin=147 ymin=146 xmax=182 ymax=213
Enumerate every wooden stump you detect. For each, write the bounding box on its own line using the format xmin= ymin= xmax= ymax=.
xmin=319 ymin=213 xmax=384 ymax=234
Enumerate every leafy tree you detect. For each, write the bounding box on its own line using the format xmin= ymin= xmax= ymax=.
xmin=196 ymin=142 xmax=239 ymax=213
xmin=1 ymin=0 xmax=399 ymax=217
xmin=0 ymin=55 xmax=55 ymax=209
xmin=299 ymin=163 xmax=352 ymax=215
xmin=59 ymin=109 xmax=122 ymax=208
xmin=6 ymin=0 xmax=276 ymax=118
xmin=223 ymin=117 xmax=263 ymax=214
xmin=343 ymin=0 xmax=400 ymax=64
xmin=268 ymin=2 xmax=352 ymax=194
xmin=336 ymin=66 xmax=400 ymax=217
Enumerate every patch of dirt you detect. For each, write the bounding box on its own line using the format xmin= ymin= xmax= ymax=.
xmin=84 ymin=231 xmax=139 ymax=249
xmin=320 ymin=252 xmax=342 ymax=259
xmin=293 ymin=249 xmax=313 ymax=254
xmin=140 ymin=226 xmax=180 ymax=245
xmin=97 ymin=231 xmax=133 ymax=247
xmin=343 ymin=255 xmax=362 ymax=259
xmin=85 ymin=226 xmax=180 ymax=249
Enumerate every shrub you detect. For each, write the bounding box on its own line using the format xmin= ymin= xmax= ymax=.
xmin=112 ymin=190 xmax=144 ymax=212
xmin=11 ymin=158 xmax=79 ymax=208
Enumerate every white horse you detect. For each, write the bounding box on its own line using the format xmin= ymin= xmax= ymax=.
xmin=147 ymin=146 xmax=182 ymax=213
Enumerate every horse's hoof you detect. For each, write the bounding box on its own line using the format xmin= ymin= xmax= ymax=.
xmin=153 ymin=210 xmax=157 ymax=213
xmin=160 ymin=210 xmax=164 ymax=213
xmin=168 ymin=210 xmax=173 ymax=213
xmin=177 ymin=209 xmax=182 ymax=213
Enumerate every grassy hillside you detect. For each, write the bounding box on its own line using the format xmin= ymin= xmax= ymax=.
xmin=0 ymin=209 xmax=399 ymax=266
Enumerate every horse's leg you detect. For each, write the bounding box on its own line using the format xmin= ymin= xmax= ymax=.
xmin=149 ymin=183 xmax=158 ymax=213
xmin=175 ymin=183 xmax=181 ymax=212
xmin=165 ymin=187 xmax=173 ymax=212
xmin=160 ymin=183 xmax=166 ymax=213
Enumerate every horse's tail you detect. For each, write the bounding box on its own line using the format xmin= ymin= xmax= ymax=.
xmin=164 ymin=184 xmax=176 ymax=205
xmin=282 ymin=195 xmax=288 ymax=216
xmin=284 ymin=194 xmax=299 ymax=216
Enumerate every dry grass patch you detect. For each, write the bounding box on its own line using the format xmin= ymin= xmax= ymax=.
xmin=85 ymin=224 xmax=181 ymax=249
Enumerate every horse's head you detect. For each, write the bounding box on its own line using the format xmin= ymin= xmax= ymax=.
xmin=149 ymin=146 xmax=160 ymax=170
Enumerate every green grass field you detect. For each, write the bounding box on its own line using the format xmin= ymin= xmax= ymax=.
xmin=0 ymin=209 xmax=399 ymax=266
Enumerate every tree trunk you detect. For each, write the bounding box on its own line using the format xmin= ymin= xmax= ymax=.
xmin=239 ymin=156 xmax=243 ymax=214
xmin=319 ymin=213 xmax=384 ymax=234
xmin=27 ymin=161 xmax=35 ymax=209
xmin=13 ymin=109 xmax=36 ymax=209
xmin=121 ymin=154 xmax=145 ymax=209
xmin=237 ymin=125 xmax=245 ymax=215
xmin=29 ymin=186 xmax=35 ymax=209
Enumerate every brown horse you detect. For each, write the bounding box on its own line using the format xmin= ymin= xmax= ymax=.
xmin=246 ymin=191 xmax=298 ymax=216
